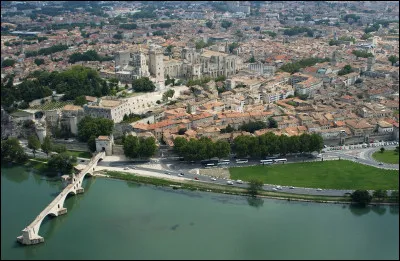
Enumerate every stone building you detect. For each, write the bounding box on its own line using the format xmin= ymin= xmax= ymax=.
xmin=114 ymin=45 xmax=244 ymax=84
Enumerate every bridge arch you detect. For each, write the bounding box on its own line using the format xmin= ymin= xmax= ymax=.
xmin=31 ymin=210 xmax=58 ymax=239
xmin=58 ymin=190 xmax=77 ymax=211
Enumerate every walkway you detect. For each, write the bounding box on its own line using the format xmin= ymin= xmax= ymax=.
xmin=16 ymin=152 xmax=105 ymax=245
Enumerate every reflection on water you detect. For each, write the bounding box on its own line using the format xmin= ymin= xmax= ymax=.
xmin=1 ymin=166 xmax=30 ymax=183
xmin=247 ymin=196 xmax=264 ymax=209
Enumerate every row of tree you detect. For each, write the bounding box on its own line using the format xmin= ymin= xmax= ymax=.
xmin=25 ymin=44 xmax=69 ymax=58
xmin=350 ymin=189 xmax=399 ymax=206
xmin=233 ymin=132 xmax=324 ymax=158
xmin=123 ymin=135 xmax=157 ymax=159
xmin=150 ymin=23 xmax=172 ymax=29
xmin=119 ymin=23 xmax=138 ymax=29
xmin=68 ymin=50 xmax=113 ymax=64
xmin=352 ymin=50 xmax=374 ymax=58
xmin=173 ymin=137 xmax=231 ymax=161
xmin=280 ymin=57 xmax=330 ymax=74
xmin=283 ymin=26 xmax=314 ymax=37
xmin=238 ymin=119 xmax=277 ymax=133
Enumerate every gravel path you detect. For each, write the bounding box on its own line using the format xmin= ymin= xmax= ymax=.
xmin=94 ymin=166 xmax=189 ymax=182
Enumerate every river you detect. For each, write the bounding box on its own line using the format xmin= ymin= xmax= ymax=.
xmin=1 ymin=165 xmax=399 ymax=260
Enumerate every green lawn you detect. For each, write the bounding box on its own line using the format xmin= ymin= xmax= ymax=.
xmin=65 ymin=150 xmax=92 ymax=159
xmin=372 ymin=150 xmax=399 ymax=164
xmin=229 ymin=160 xmax=399 ymax=190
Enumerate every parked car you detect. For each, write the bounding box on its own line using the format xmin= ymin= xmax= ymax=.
xmin=317 ymin=188 xmax=322 ymax=191
xmin=227 ymin=180 xmax=234 ymax=185
xmin=236 ymin=180 xmax=243 ymax=184
xmin=210 ymin=177 xmax=216 ymax=181
xmin=194 ymin=177 xmax=199 ymax=180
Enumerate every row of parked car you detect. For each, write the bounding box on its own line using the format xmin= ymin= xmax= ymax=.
xmin=324 ymin=141 xmax=398 ymax=151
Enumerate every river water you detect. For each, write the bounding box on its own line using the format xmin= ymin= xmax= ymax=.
xmin=1 ymin=166 xmax=399 ymax=260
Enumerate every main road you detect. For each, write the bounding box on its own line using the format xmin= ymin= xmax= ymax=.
xmin=97 ymin=145 xmax=398 ymax=197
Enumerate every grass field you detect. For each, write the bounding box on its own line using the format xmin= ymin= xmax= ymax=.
xmin=65 ymin=150 xmax=92 ymax=159
xmin=229 ymin=160 xmax=399 ymax=190
xmin=372 ymin=150 xmax=399 ymax=164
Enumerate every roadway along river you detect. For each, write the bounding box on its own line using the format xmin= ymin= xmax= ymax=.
xmin=1 ymin=165 xmax=399 ymax=260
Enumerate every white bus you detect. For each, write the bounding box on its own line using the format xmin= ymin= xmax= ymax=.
xmin=218 ymin=160 xmax=230 ymax=165
xmin=205 ymin=163 xmax=216 ymax=168
xmin=236 ymin=159 xmax=248 ymax=164
xmin=260 ymin=159 xmax=274 ymax=165
xmin=273 ymin=158 xmax=287 ymax=163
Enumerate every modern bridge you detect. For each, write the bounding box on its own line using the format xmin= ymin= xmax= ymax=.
xmin=17 ymin=152 xmax=105 ymax=245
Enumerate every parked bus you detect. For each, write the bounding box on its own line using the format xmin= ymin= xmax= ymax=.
xmin=260 ymin=159 xmax=274 ymax=165
xmin=205 ymin=163 xmax=217 ymax=168
xmin=218 ymin=160 xmax=230 ymax=165
xmin=273 ymin=158 xmax=287 ymax=163
xmin=201 ymin=159 xmax=219 ymax=167
xmin=236 ymin=159 xmax=248 ymax=164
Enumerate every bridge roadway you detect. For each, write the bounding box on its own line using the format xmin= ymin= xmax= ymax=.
xmin=16 ymin=152 xmax=105 ymax=246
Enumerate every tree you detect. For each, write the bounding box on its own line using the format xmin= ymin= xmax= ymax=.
xmin=41 ymin=136 xmax=52 ymax=157
xmin=352 ymin=50 xmax=374 ymax=58
xmin=268 ymin=117 xmax=278 ymax=128
xmin=162 ymin=89 xmax=175 ymax=101
xmin=239 ymin=121 xmax=267 ymax=133
xmin=247 ymin=179 xmax=264 ymax=197
xmin=132 ymin=77 xmax=156 ymax=92
xmin=123 ymin=135 xmax=140 ymax=159
xmin=178 ymin=128 xmax=187 ymax=135
xmin=77 ymin=116 xmax=114 ymax=142
xmin=28 ymin=135 xmax=41 ymax=158
xmin=51 ymin=144 xmax=67 ymax=153
xmin=88 ymin=135 xmax=96 ymax=152
xmin=228 ymin=42 xmax=239 ymax=53
xmin=1 ymin=59 xmax=16 ymax=68
xmin=1 ymin=138 xmax=27 ymax=163
xmin=372 ymin=189 xmax=387 ymax=202
xmin=138 ymin=137 xmax=157 ymax=158
xmin=253 ymin=26 xmax=260 ymax=32
xmin=388 ymin=55 xmax=398 ymax=66
xmin=47 ymin=152 xmax=77 ymax=174
xmin=390 ymin=191 xmax=399 ymax=203
xmin=220 ymin=124 xmax=235 ymax=133
xmin=380 ymin=147 xmax=385 ymax=153
xmin=221 ymin=20 xmax=232 ymax=29
xmin=34 ymin=58 xmax=45 ymax=66
xmin=350 ymin=190 xmax=372 ymax=206
xmin=74 ymin=95 xmax=87 ymax=106
xmin=337 ymin=64 xmax=355 ymax=76
xmin=248 ymin=56 xmax=256 ymax=63
xmin=214 ymin=140 xmax=231 ymax=159
xmin=173 ymin=137 xmax=188 ymax=155
xmin=206 ymin=21 xmax=213 ymax=29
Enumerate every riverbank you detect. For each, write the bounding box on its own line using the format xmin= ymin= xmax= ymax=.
xmin=96 ymin=170 xmax=399 ymax=205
